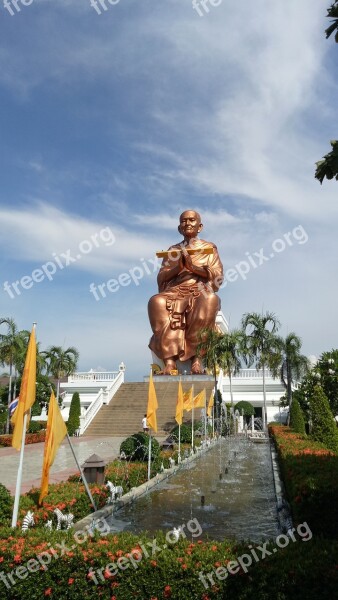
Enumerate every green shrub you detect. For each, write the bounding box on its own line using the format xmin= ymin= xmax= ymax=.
xmin=67 ymin=391 xmax=81 ymax=436
xmin=120 ymin=433 xmax=160 ymax=461
xmin=310 ymin=384 xmax=338 ymax=453
xmin=290 ymin=397 xmax=306 ymax=435
xmin=170 ymin=421 xmax=204 ymax=444
xmin=27 ymin=421 xmax=42 ymax=434
xmin=0 ymin=483 xmax=13 ymax=523
xmin=234 ymin=400 xmax=255 ymax=416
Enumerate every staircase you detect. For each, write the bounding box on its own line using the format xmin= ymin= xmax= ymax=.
xmin=84 ymin=380 xmax=215 ymax=437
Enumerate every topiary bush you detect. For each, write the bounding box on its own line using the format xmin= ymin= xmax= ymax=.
xmin=120 ymin=433 xmax=160 ymax=461
xmin=234 ymin=400 xmax=255 ymax=417
xmin=67 ymin=392 xmax=81 ymax=436
xmin=289 ymin=397 xmax=306 ymax=435
xmin=310 ymin=384 xmax=338 ymax=453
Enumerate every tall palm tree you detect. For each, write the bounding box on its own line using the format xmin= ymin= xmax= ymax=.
xmin=241 ymin=311 xmax=281 ymax=430
xmin=277 ymin=332 xmax=309 ymax=424
xmin=0 ymin=317 xmax=23 ymax=433
xmin=217 ymin=329 xmax=244 ymax=408
xmin=43 ymin=345 xmax=79 ymax=401
xmin=196 ymin=327 xmax=223 ymax=431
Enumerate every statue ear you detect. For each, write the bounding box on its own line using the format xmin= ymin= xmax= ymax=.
xmin=178 ymin=225 xmax=183 ymax=235
xmin=198 ymin=222 xmax=203 ymax=233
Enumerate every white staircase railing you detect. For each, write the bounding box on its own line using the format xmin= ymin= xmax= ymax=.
xmin=79 ymin=370 xmax=125 ymax=434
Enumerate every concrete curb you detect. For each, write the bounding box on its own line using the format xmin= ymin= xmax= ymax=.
xmin=269 ymin=439 xmax=293 ymax=532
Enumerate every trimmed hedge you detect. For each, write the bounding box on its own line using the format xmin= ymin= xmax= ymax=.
xmin=289 ymin=398 xmax=306 ymax=435
xmin=269 ymin=424 xmax=338 ymax=537
xmin=0 ymin=431 xmax=46 ymax=447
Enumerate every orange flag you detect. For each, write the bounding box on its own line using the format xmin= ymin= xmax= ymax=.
xmin=175 ymin=381 xmax=184 ymax=425
xmin=193 ymin=388 xmax=206 ymax=409
xmin=11 ymin=327 xmax=36 ymax=451
xmin=207 ymin=390 xmax=214 ymax=417
xmin=146 ymin=371 xmax=158 ymax=433
xmin=183 ymin=387 xmax=193 ymax=410
xmin=39 ymin=390 xmax=67 ymax=505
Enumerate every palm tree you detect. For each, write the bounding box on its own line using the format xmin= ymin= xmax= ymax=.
xmin=241 ymin=311 xmax=281 ymax=430
xmin=277 ymin=333 xmax=309 ymax=424
xmin=0 ymin=317 xmax=24 ymax=433
xmin=196 ymin=327 xmax=223 ymax=432
xmin=42 ymin=345 xmax=79 ymax=401
xmin=217 ymin=329 xmax=244 ymax=408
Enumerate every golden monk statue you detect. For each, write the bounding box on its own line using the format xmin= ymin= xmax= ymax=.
xmin=148 ymin=210 xmax=224 ymax=375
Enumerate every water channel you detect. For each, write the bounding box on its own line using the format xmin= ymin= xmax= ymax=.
xmin=108 ymin=436 xmax=279 ymax=542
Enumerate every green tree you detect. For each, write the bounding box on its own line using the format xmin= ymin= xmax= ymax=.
xmin=289 ymin=397 xmax=306 ymax=435
xmin=43 ymin=345 xmax=79 ymax=401
xmin=217 ymin=329 xmax=244 ymax=407
xmin=293 ymin=350 xmax=338 ymax=418
xmin=196 ymin=328 xmax=223 ymax=431
xmin=241 ymin=311 xmax=281 ymax=430
xmin=310 ymin=384 xmax=338 ymax=453
xmin=277 ymin=332 xmax=309 ymax=424
xmin=0 ymin=317 xmax=27 ymax=433
xmin=315 ymin=2 xmax=338 ymax=183
xmin=67 ymin=391 xmax=81 ymax=436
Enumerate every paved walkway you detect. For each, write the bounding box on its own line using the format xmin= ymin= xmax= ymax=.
xmin=0 ymin=436 xmax=126 ymax=495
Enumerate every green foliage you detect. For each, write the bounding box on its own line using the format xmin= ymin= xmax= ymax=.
xmin=325 ymin=1 xmax=338 ymax=42
xmin=27 ymin=421 xmax=43 ymax=434
xmin=170 ymin=421 xmax=204 ymax=444
xmin=293 ymin=349 xmax=338 ymax=417
xmin=289 ymin=397 xmax=306 ymax=435
xmin=120 ymin=432 xmax=160 ymax=461
xmin=234 ymin=400 xmax=255 ymax=417
xmin=270 ymin=424 xmax=338 ymax=538
xmin=67 ymin=391 xmax=81 ymax=435
xmin=310 ymin=385 xmax=338 ymax=453
xmin=0 ymin=483 xmax=13 ymax=522
xmin=0 ymin=526 xmax=337 ymax=600
xmin=315 ymin=140 xmax=338 ymax=183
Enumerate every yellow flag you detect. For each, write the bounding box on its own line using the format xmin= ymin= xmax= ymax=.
xmin=193 ymin=388 xmax=206 ymax=409
xmin=175 ymin=381 xmax=184 ymax=425
xmin=11 ymin=327 xmax=36 ymax=451
xmin=207 ymin=390 xmax=214 ymax=417
xmin=146 ymin=371 xmax=158 ymax=433
xmin=183 ymin=387 xmax=193 ymax=410
xmin=39 ymin=390 xmax=67 ymax=505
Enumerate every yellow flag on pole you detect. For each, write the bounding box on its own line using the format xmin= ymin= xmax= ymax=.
xmin=193 ymin=388 xmax=206 ymax=408
xmin=175 ymin=381 xmax=184 ymax=425
xmin=11 ymin=327 xmax=36 ymax=451
xmin=183 ymin=387 xmax=193 ymax=410
xmin=39 ymin=390 xmax=67 ymax=505
xmin=207 ymin=390 xmax=214 ymax=417
xmin=146 ymin=371 xmax=158 ymax=433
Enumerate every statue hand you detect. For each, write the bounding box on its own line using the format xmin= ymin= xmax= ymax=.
xmin=181 ymin=247 xmax=194 ymax=272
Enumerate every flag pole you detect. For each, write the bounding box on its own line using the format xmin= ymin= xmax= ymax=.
xmin=11 ymin=322 xmax=37 ymax=528
xmin=191 ymin=385 xmax=194 ymax=451
xmin=204 ymin=391 xmax=207 ymax=443
xmin=66 ymin=433 xmax=97 ymax=511
xmin=147 ymin=433 xmax=152 ymax=481
xmin=11 ymin=411 xmax=28 ymax=528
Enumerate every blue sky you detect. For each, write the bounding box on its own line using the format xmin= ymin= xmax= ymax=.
xmin=0 ymin=0 xmax=337 ymax=381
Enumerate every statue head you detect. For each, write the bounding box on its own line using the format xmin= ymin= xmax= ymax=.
xmin=178 ymin=210 xmax=203 ymax=240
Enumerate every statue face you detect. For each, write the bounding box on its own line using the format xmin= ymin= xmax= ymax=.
xmin=178 ymin=211 xmax=203 ymax=239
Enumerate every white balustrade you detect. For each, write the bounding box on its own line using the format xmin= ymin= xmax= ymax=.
xmin=79 ymin=370 xmax=124 ymax=434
